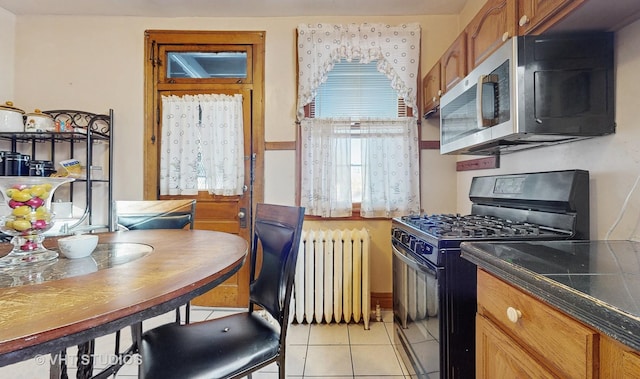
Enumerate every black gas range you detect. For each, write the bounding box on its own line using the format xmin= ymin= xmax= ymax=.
xmin=391 ymin=169 xmax=589 ymax=379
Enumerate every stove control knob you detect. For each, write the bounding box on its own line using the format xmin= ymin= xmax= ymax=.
xmin=413 ymin=240 xmax=426 ymax=254
xmin=506 ymin=306 xmax=522 ymax=323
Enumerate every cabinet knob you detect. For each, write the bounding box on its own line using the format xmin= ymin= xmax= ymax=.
xmin=437 ymin=90 xmax=442 ymax=96
xmin=519 ymin=15 xmax=530 ymax=27
xmin=432 ymin=96 xmax=437 ymax=102
xmin=238 ymin=211 xmax=246 ymax=219
xmin=506 ymin=306 xmax=522 ymax=323
xmin=502 ymin=32 xmax=510 ymax=42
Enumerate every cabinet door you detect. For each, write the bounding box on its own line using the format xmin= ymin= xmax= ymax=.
xmin=518 ymin=0 xmax=585 ymax=34
xmin=422 ymin=62 xmax=441 ymax=116
xmin=476 ymin=315 xmax=556 ymax=379
xmin=601 ymin=335 xmax=640 ymax=378
xmin=465 ymin=0 xmax=516 ymax=70
xmin=477 ymin=269 xmax=598 ymax=379
xmin=441 ymin=32 xmax=467 ymax=93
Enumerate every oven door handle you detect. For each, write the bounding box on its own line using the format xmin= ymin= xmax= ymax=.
xmin=392 ymin=242 xmax=439 ymax=276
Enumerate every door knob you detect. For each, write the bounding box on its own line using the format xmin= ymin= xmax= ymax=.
xmin=238 ymin=207 xmax=247 ymax=229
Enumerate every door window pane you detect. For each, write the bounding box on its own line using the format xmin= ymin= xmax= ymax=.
xmin=167 ymin=52 xmax=248 ymax=79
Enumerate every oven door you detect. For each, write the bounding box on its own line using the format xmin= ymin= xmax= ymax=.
xmin=392 ymin=240 xmax=442 ymax=379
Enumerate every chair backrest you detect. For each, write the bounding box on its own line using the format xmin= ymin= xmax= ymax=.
xmin=115 ymin=200 xmax=196 ymax=230
xmin=249 ymin=203 xmax=305 ymax=328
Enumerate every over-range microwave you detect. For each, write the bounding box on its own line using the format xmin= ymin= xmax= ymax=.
xmin=439 ymin=33 xmax=615 ymax=155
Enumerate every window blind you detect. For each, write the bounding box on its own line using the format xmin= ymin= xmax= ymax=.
xmin=314 ymin=60 xmax=401 ymax=118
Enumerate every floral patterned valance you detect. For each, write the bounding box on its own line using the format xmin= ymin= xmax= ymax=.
xmin=296 ymin=22 xmax=421 ymax=120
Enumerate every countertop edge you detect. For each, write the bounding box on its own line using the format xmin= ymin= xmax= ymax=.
xmin=461 ymin=242 xmax=640 ymax=352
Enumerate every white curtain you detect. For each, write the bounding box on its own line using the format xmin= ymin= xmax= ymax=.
xmin=300 ymin=118 xmax=353 ymax=217
xmin=296 ymin=23 xmax=421 ymax=120
xmin=160 ymin=94 xmax=244 ymax=196
xmin=360 ymin=118 xmax=420 ymax=218
xmin=301 ymin=117 xmax=420 ymax=218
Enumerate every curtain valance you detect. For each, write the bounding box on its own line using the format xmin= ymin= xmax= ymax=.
xmin=296 ymin=22 xmax=421 ymax=120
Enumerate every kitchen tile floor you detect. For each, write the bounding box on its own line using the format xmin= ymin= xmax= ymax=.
xmin=2 ymin=307 xmax=410 ymax=378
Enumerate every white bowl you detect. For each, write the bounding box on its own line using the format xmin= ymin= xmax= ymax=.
xmin=58 ymin=234 xmax=99 ymax=259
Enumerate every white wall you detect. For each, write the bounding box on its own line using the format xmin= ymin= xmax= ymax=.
xmin=7 ymin=14 xmax=458 ymax=214
xmin=456 ymin=19 xmax=640 ymax=241
xmin=1 ymin=14 xmax=461 ymax=296
xmin=0 ymin=8 xmax=15 ymax=103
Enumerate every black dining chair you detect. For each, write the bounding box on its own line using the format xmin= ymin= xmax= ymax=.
xmin=116 ymin=199 xmax=197 ymax=324
xmin=115 ymin=199 xmax=196 ymax=231
xmin=138 ymin=203 xmax=305 ymax=379
xmin=82 ymin=199 xmax=199 ymax=379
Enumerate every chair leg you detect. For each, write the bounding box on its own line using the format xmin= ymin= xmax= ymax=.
xmin=114 ymin=329 xmax=121 ymax=355
xmin=175 ymin=302 xmax=191 ymax=324
xmin=76 ymin=339 xmax=95 ymax=378
xmin=49 ymin=351 xmax=67 ymax=379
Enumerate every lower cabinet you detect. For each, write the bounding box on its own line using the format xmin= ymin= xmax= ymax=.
xmin=477 ymin=268 xmax=640 ymax=378
xmin=476 ymin=314 xmax=556 ymax=378
xmin=476 ymin=269 xmax=598 ymax=379
xmin=600 ymin=335 xmax=640 ymax=378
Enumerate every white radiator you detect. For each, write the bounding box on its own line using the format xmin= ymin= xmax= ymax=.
xmin=292 ymin=228 xmax=371 ymax=329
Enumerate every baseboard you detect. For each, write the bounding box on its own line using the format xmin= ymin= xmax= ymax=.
xmin=371 ymin=292 xmax=392 ymax=310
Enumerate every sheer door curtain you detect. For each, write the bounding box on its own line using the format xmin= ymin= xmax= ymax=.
xmin=160 ymin=94 xmax=245 ymax=196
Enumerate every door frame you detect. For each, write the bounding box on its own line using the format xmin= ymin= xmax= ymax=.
xmin=143 ymin=30 xmax=265 ymax=306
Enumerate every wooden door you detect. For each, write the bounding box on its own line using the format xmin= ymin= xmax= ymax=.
xmin=144 ymin=30 xmax=266 ymax=308
xmin=156 ymin=88 xmax=252 ymax=307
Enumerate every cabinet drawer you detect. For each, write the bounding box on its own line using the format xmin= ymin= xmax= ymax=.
xmin=477 ymin=269 xmax=597 ymax=379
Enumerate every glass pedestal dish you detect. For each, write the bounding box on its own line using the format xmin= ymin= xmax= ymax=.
xmin=0 ymin=176 xmax=74 ymax=267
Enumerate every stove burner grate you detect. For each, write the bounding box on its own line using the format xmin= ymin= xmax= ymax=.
xmin=401 ymin=214 xmax=560 ymax=239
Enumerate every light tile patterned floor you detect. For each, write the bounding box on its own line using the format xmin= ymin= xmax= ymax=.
xmin=1 ymin=308 xmax=409 ymax=378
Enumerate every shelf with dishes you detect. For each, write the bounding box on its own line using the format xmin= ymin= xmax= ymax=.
xmin=0 ymin=108 xmax=114 ymax=235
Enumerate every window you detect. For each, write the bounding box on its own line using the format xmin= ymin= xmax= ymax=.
xmin=297 ymin=23 xmax=421 ymax=218
xmin=310 ymin=59 xmax=406 ymax=203
xmin=158 ymin=45 xmax=253 ymax=84
xmin=167 ymin=51 xmax=248 ymax=79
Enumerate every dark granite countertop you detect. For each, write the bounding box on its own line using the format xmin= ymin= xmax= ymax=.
xmin=461 ymin=239 xmax=640 ymax=351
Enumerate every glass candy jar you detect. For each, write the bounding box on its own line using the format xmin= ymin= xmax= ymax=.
xmin=0 ymin=177 xmax=74 ymax=266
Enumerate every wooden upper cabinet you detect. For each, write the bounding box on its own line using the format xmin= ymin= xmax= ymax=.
xmin=465 ymin=0 xmax=517 ymax=70
xmin=422 ymin=61 xmax=441 ymax=117
xmin=441 ymin=32 xmax=467 ymax=93
xmin=517 ymin=0 xmax=586 ymax=35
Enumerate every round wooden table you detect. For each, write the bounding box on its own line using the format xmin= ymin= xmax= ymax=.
xmin=0 ymin=229 xmax=248 ymax=367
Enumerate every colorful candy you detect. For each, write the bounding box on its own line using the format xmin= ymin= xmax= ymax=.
xmin=2 ymin=182 xmax=54 ymax=235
